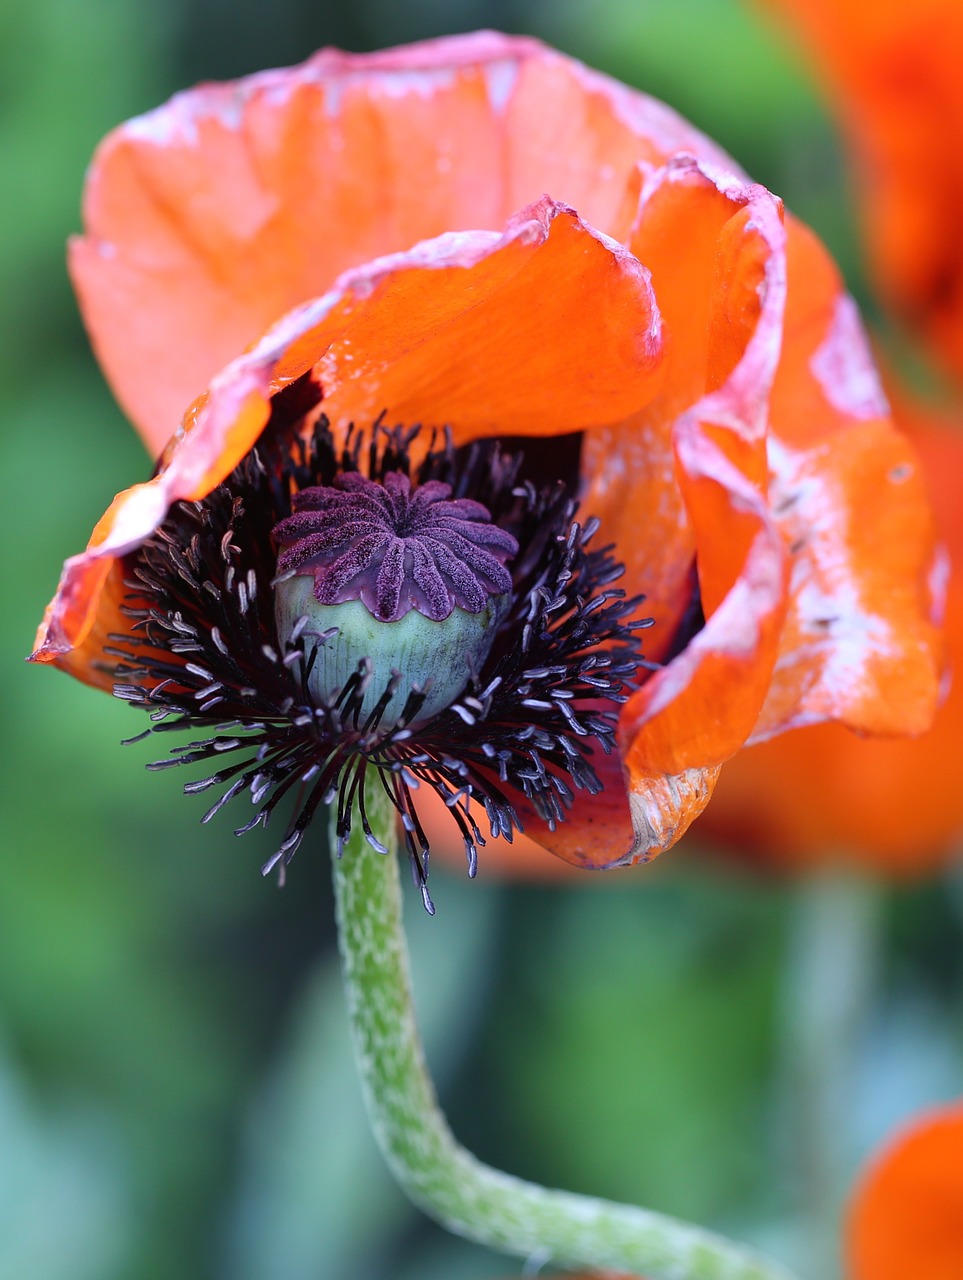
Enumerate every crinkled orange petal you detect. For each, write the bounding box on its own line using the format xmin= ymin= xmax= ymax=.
xmin=306 ymin=200 xmax=664 ymax=437
xmin=582 ymin=161 xmax=775 ymax=666
xmin=418 ymin=750 xmax=720 ymax=873
xmin=750 ymin=217 xmax=942 ymax=742
xmin=602 ymin=162 xmax=790 ymax=795
xmin=519 ymin=752 xmax=721 ymax=871
xmin=69 ymin=32 xmax=731 ymax=453
xmin=689 ymin=395 xmax=963 ymax=875
xmin=761 ymin=0 xmax=963 ymax=381
xmin=31 ymin=198 xmax=664 ymax=685
xmin=847 ymin=1102 xmax=963 ymax=1280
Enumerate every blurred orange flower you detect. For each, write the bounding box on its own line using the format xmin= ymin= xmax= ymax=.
xmin=762 ymin=0 xmax=963 ymax=382
xmin=30 ymin=34 xmax=941 ymax=877
xmin=846 ymin=1102 xmax=963 ymax=1280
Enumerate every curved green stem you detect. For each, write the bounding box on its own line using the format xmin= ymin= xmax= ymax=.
xmin=331 ymin=774 xmax=802 ymax=1280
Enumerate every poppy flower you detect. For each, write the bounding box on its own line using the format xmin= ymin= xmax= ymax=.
xmin=758 ymin=0 xmax=963 ymax=382
xmin=29 ymin=33 xmax=941 ymax=892
xmin=846 ymin=1101 xmax=963 ymax=1280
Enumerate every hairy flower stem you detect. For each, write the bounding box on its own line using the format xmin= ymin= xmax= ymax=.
xmin=331 ymin=775 xmax=802 ymax=1280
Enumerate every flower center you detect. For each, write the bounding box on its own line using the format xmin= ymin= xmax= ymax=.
xmin=272 ymin=472 xmax=519 ymax=725
xmin=107 ymin=403 xmax=653 ymax=908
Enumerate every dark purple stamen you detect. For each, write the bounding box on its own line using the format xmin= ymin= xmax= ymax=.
xmin=273 ymin=471 xmax=518 ymax=622
xmin=105 ymin=411 xmax=654 ymax=909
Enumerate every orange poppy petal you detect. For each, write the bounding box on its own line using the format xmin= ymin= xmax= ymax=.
xmin=621 ymin=442 xmax=788 ymax=781
xmin=423 ymin=747 xmax=735 ymax=880
xmin=689 ymin=395 xmax=963 ymax=875
xmin=421 ymin=750 xmax=720 ymax=873
xmin=69 ymin=32 xmax=730 ymax=454
xmin=762 ymin=0 xmax=963 ymax=381
xmin=582 ymin=159 xmax=775 ymax=665
xmin=307 ymin=198 xmax=665 ymax=437
xmin=596 ymin=161 xmax=791 ymax=785
xmin=517 ymin=752 xmax=721 ymax=871
xmin=750 ymin=218 xmax=942 ymax=742
xmin=847 ymin=1102 xmax=963 ymax=1280
xmin=32 ymin=197 xmax=665 ymax=685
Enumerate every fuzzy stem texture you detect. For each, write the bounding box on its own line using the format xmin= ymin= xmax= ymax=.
xmin=331 ymin=774 xmax=802 ymax=1280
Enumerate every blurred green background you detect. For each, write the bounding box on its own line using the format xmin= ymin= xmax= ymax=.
xmin=2 ymin=2 xmax=962 ymax=1278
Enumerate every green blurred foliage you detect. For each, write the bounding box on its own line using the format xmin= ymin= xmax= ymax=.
xmin=2 ymin=2 xmax=962 ymax=1279
xmin=476 ymin=874 xmax=782 ymax=1221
